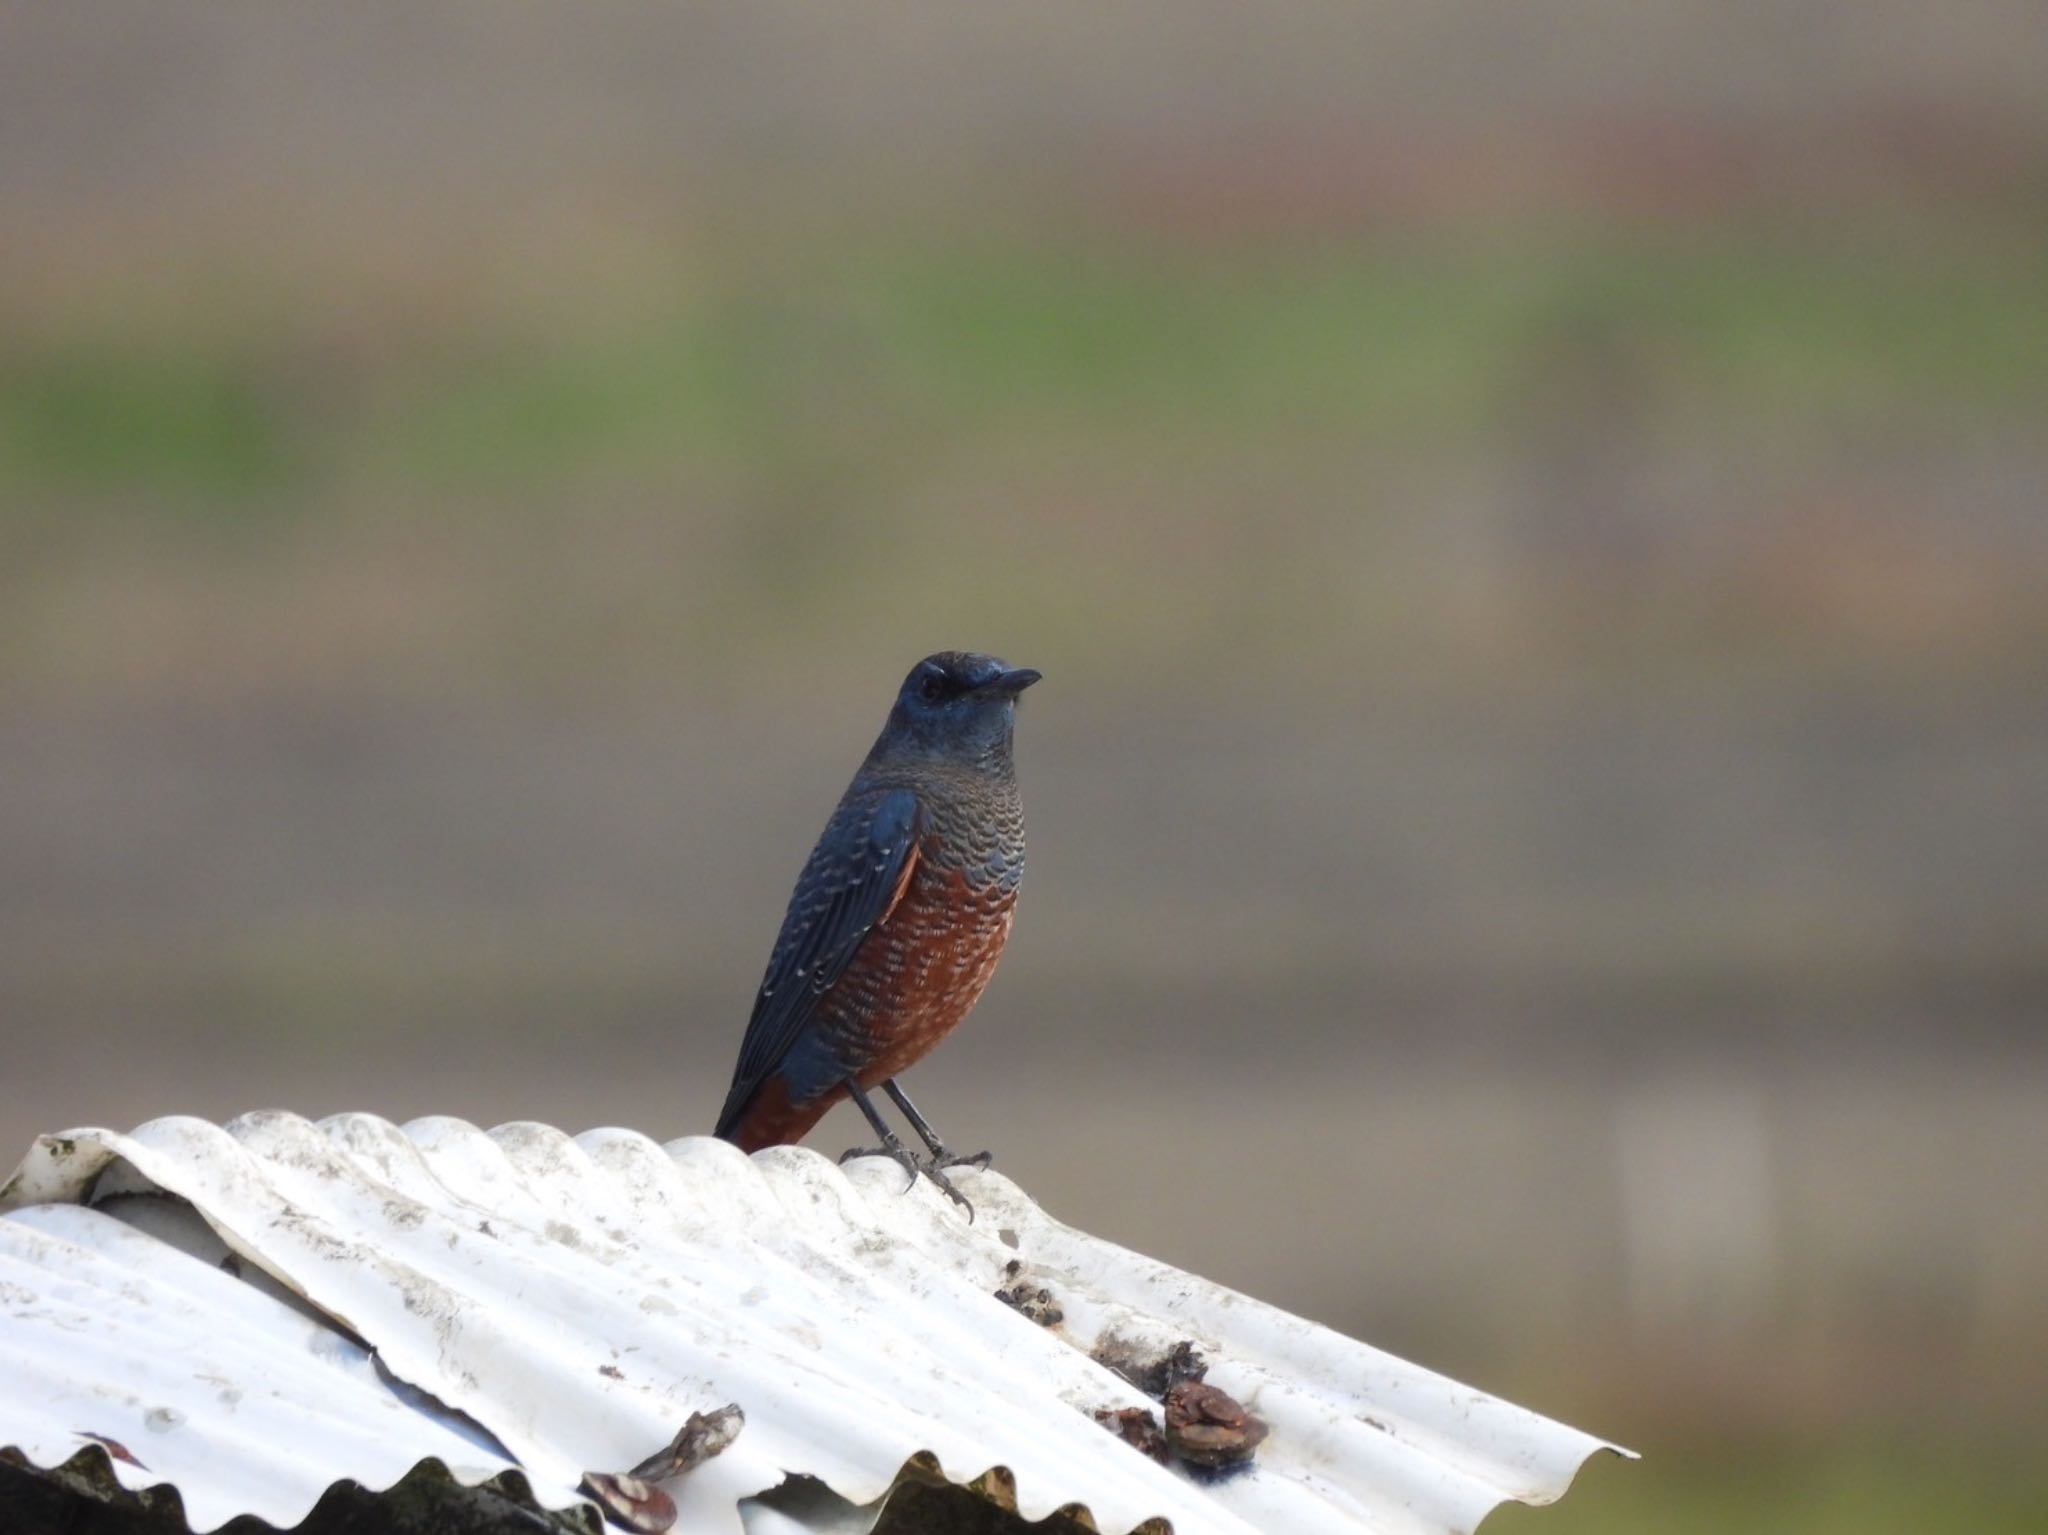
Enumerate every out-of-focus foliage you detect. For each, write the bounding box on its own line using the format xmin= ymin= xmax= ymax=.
xmin=1496 ymin=1439 xmax=2048 ymax=1535
xmin=2 ymin=4 xmax=2044 ymax=1518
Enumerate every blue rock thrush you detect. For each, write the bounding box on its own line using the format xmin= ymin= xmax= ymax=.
xmin=713 ymin=651 xmax=1039 ymax=1209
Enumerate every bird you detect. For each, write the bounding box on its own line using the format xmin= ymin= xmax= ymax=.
xmin=713 ymin=651 xmax=1039 ymax=1210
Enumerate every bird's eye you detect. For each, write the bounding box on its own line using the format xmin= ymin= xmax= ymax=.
xmin=917 ymin=671 xmax=946 ymax=704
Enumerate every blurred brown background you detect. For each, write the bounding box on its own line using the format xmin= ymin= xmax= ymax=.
xmin=3 ymin=5 xmax=2046 ymax=1529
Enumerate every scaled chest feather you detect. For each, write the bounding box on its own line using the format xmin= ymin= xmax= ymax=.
xmin=827 ymin=845 xmax=1018 ymax=1078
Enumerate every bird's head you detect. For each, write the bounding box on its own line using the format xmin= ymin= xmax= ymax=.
xmin=875 ymin=651 xmax=1041 ymax=767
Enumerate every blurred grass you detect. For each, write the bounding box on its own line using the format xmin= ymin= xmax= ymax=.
xmin=1493 ymin=1437 xmax=2048 ymax=1535
xmin=3 ymin=223 xmax=2044 ymax=505
xmin=4 ymin=10 xmax=2045 ymax=1514
xmin=4 ymin=216 xmax=2041 ymax=704
xmin=0 ymin=343 xmax=298 ymax=497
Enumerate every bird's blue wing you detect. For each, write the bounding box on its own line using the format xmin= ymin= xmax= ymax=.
xmin=714 ymin=787 xmax=922 ymax=1138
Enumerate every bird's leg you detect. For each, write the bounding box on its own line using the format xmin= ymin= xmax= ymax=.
xmin=840 ymin=1081 xmax=974 ymax=1219
xmin=883 ymin=1079 xmax=994 ymax=1171
xmin=837 ymin=1083 xmax=921 ymax=1193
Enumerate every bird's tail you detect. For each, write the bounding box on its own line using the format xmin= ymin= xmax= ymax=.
xmin=714 ymin=1077 xmax=834 ymax=1154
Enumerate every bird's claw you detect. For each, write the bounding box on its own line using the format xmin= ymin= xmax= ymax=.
xmin=837 ymin=1144 xmax=975 ymax=1220
xmin=839 ymin=1143 xmax=921 ymax=1194
xmin=919 ymin=1159 xmax=977 ymax=1222
xmin=937 ymin=1148 xmax=994 ymax=1171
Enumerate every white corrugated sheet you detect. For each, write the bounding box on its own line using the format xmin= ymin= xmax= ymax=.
xmin=0 ymin=1113 xmax=1630 ymax=1533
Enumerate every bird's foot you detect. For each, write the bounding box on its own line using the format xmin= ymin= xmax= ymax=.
xmin=838 ymin=1143 xmax=975 ymax=1219
xmin=838 ymin=1143 xmax=920 ymax=1194
xmin=916 ymin=1159 xmax=976 ymax=1222
xmin=935 ymin=1148 xmax=994 ymax=1171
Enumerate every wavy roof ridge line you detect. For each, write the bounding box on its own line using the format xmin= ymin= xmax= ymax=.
xmin=0 ymin=1201 xmax=564 ymax=1534
xmin=383 ymin=1115 xmax=1243 ymax=1532
xmin=3 ymin=1112 xmax=1629 ymax=1535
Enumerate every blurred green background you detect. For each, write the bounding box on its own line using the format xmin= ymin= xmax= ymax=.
xmin=3 ymin=4 xmax=2046 ymax=1529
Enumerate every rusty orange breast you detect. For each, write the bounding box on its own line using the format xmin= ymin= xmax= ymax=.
xmin=819 ymin=855 xmax=1017 ymax=1087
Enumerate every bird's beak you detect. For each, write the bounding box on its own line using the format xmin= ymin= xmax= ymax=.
xmin=983 ymin=666 xmax=1042 ymax=695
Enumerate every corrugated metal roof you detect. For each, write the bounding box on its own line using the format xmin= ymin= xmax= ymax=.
xmin=1 ymin=1113 xmax=1630 ymax=1533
